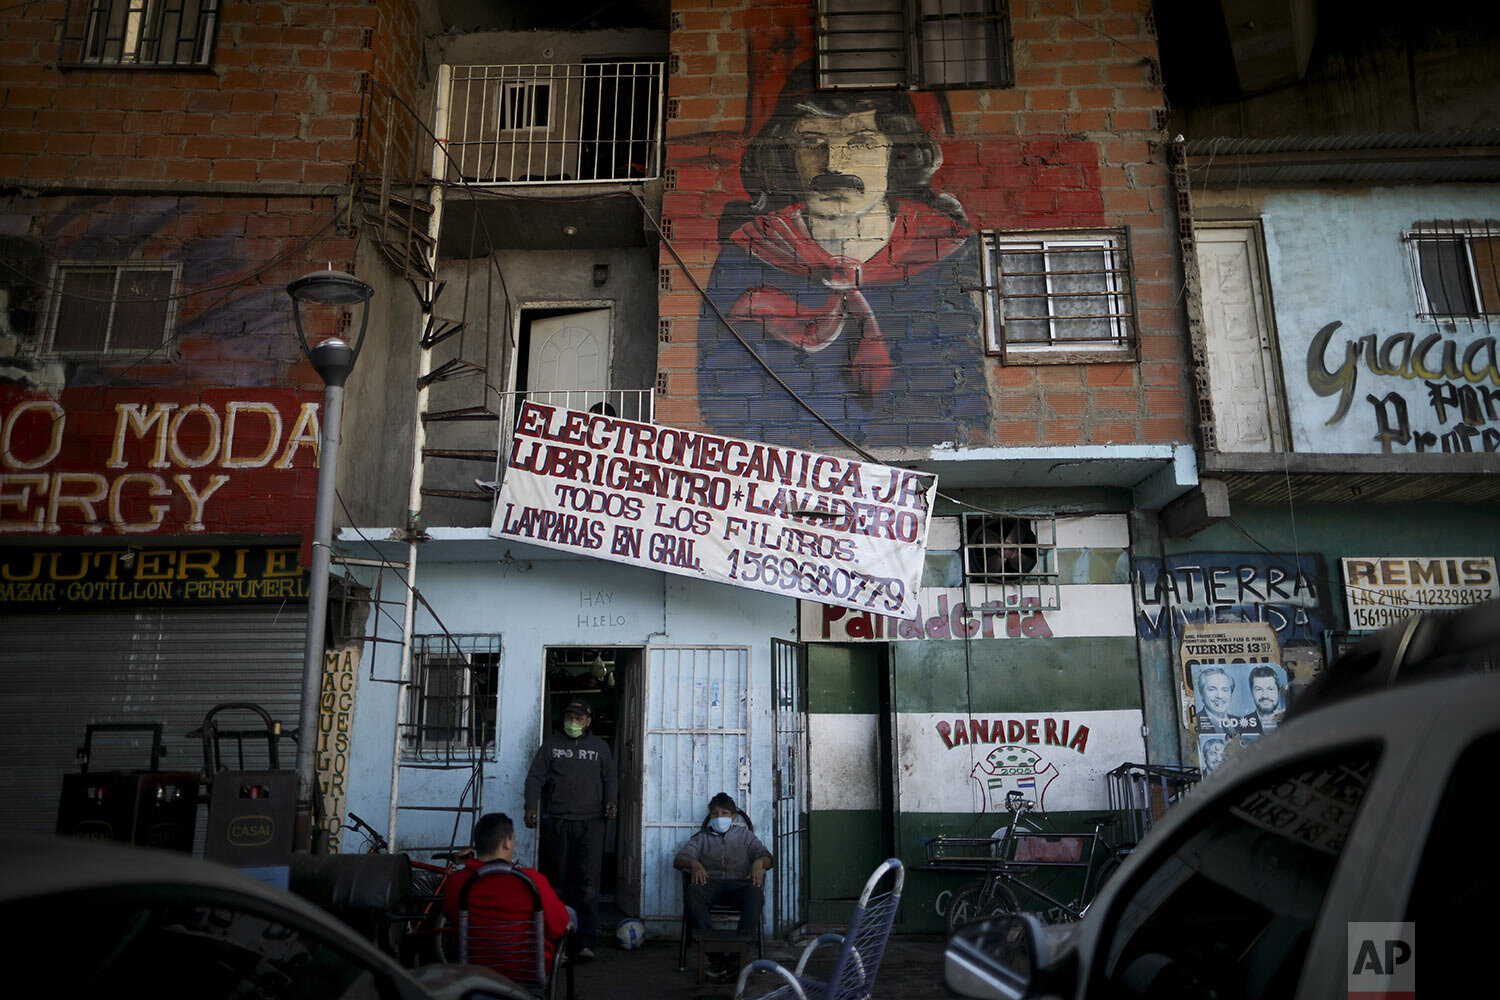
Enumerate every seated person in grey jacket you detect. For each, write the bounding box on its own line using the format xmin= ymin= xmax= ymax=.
xmin=674 ymin=792 xmax=773 ymax=981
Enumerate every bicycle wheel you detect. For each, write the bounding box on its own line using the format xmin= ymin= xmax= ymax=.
xmin=1093 ymin=853 xmax=1124 ymax=893
xmin=946 ymin=879 xmax=1020 ymax=934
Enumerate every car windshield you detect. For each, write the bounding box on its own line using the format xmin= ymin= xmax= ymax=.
xmin=9 ymin=891 xmax=391 ymax=1000
xmin=1101 ymin=748 xmax=1378 ymax=1000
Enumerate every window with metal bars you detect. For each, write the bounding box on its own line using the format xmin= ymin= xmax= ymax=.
xmin=1405 ymin=223 xmax=1500 ymax=320
xmin=403 ymin=636 xmax=501 ymax=759
xmin=981 ymin=230 xmax=1136 ymax=362
xmin=60 ymin=0 xmax=221 ymax=69
xmin=46 ymin=263 xmax=178 ymax=354
xmin=815 ymin=0 xmax=1013 ymax=91
xmin=962 ymin=513 xmax=1059 ymax=610
xmin=498 ymin=81 xmax=552 ymax=132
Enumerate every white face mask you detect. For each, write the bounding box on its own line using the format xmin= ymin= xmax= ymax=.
xmin=709 ymin=816 xmax=732 ymax=834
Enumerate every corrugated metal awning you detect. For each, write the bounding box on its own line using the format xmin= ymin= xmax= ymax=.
xmin=1202 ymin=452 xmax=1500 ymax=504
xmin=1183 ymin=130 xmax=1500 ymax=185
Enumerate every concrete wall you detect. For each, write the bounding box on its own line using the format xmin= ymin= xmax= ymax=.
xmin=800 ymin=510 xmax=1146 ymax=930
xmin=342 ymin=544 xmax=794 ymax=909
xmin=1153 ymin=501 xmax=1500 ymax=768
xmin=431 ymin=27 xmax=666 ymax=67
xmin=402 ymin=245 xmax=661 ymax=530
xmin=1166 ymin=5 xmax=1500 ymax=138
xmin=336 ymin=239 xmax=422 ymax=529
xmin=1196 ymin=184 xmax=1500 ymax=454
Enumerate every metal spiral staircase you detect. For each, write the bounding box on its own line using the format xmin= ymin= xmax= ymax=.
xmin=339 ymin=71 xmax=501 ymax=851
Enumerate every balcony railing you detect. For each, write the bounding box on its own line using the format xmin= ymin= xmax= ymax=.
xmin=496 ymin=388 xmax=656 ymax=453
xmin=443 ymin=62 xmax=665 ymax=185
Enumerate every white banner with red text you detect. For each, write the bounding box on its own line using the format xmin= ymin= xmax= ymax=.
xmin=490 ymin=402 xmax=935 ymax=617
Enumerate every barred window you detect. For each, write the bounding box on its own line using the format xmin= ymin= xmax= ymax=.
xmin=403 ymin=635 xmax=501 ymax=759
xmin=1405 ymin=223 xmax=1500 ymax=319
xmin=60 ymin=0 xmax=222 ymax=69
xmin=47 ymin=264 xmax=178 ymax=354
xmin=982 ymin=230 xmax=1136 ymax=362
xmin=816 ymin=0 xmax=1013 ymax=91
xmin=962 ymin=513 xmax=1059 ymax=610
xmin=498 ymin=81 xmax=553 ymax=132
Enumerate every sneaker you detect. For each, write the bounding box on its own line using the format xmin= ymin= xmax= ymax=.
xmin=576 ymin=946 xmax=596 ymax=964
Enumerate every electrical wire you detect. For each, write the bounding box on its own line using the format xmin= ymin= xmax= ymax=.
xmin=1221 ymin=514 xmax=1403 ymax=608
xmin=628 ymin=188 xmax=880 ymax=462
xmin=631 ymin=187 xmax=1151 ymax=522
xmin=333 ymin=487 xmax=478 ymax=668
xmin=1 ymin=210 xmax=347 ymax=462
xmin=0 ymin=203 xmax=345 ymax=304
xmin=1033 ymin=0 xmax=1158 ymax=63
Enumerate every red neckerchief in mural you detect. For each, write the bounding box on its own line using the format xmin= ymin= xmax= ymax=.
xmin=726 ymin=199 xmax=969 ymax=398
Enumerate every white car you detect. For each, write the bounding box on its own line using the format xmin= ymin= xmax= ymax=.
xmin=946 ymin=603 xmax=1497 ymax=1000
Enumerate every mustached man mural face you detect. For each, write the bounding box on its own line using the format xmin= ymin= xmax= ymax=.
xmin=697 ymin=63 xmax=990 ymax=449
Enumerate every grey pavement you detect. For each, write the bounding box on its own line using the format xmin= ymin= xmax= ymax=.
xmin=569 ymin=931 xmax=948 ymax=1000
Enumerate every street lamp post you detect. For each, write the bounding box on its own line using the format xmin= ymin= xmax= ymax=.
xmin=287 ymin=268 xmax=374 ymax=853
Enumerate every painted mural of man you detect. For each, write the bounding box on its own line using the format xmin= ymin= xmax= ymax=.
xmin=697 ymin=64 xmax=990 ymax=448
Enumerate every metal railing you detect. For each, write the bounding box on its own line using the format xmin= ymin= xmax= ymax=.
xmin=495 ymin=387 xmax=656 ymax=452
xmin=444 ymin=62 xmax=665 ymax=185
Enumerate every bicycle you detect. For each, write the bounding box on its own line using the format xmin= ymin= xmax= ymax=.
xmin=928 ymin=793 xmax=1130 ymax=932
xmin=343 ymin=811 xmax=470 ymax=966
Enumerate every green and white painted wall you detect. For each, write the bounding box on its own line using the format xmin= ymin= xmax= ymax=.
xmin=798 ymin=511 xmax=1145 ymax=930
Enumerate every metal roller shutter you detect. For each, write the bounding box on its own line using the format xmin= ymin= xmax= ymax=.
xmin=0 ymin=606 xmax=306 ymax=842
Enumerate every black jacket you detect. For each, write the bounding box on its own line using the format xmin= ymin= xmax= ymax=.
xmin=524 ymin=729 xmax=618 ymax=820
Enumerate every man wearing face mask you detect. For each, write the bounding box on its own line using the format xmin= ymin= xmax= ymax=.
xmin=674 ymin=792 xmax=773 ymax=981
xmin=524 ymin=700 xmax=617 ymax=962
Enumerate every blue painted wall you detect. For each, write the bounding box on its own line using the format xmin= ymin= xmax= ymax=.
xmin=1256 ymin=185 xmax=1500 ymax=453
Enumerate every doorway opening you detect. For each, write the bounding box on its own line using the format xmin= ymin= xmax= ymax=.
xmin=538 ymin=645 xmax=644 ymax=917
xmin=805 ymin=641 xmax=895 ymax=926
xmin=513 ymin=306 xmax=615 ymax=413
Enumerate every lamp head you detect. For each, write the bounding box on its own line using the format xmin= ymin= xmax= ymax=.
xmin=286 ymin=269 xmax=374 ymax=385
xmin=288 ymin=270 xmax=374 ymax=307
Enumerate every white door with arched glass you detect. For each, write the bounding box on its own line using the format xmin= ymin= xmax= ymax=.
xmin=526 ymin=308 xmax=612 ymax=414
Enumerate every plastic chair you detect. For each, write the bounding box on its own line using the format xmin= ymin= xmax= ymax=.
xmin=733 ymin=859 xmax=905 ymax=1000
xmin=457 ymin=861 xmax=575 ymax=1000
xmin=677 ymin=870 xmax=767 ymax=973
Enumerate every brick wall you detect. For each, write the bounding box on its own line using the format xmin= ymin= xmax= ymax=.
xmin=656 ymin=0 xmax=1191 ymax=451
xmin=1 ymin=193 xmax=354 ymax=387
xmin=0 ymin=193 xmax=357 ymax=536
xmin=0 ymin=1 xmax=393 ymax=187
xmin=0 ymin=0 xmax=427 ymax=539
xmin=365 ymin=0 xmax=423 ymax=176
